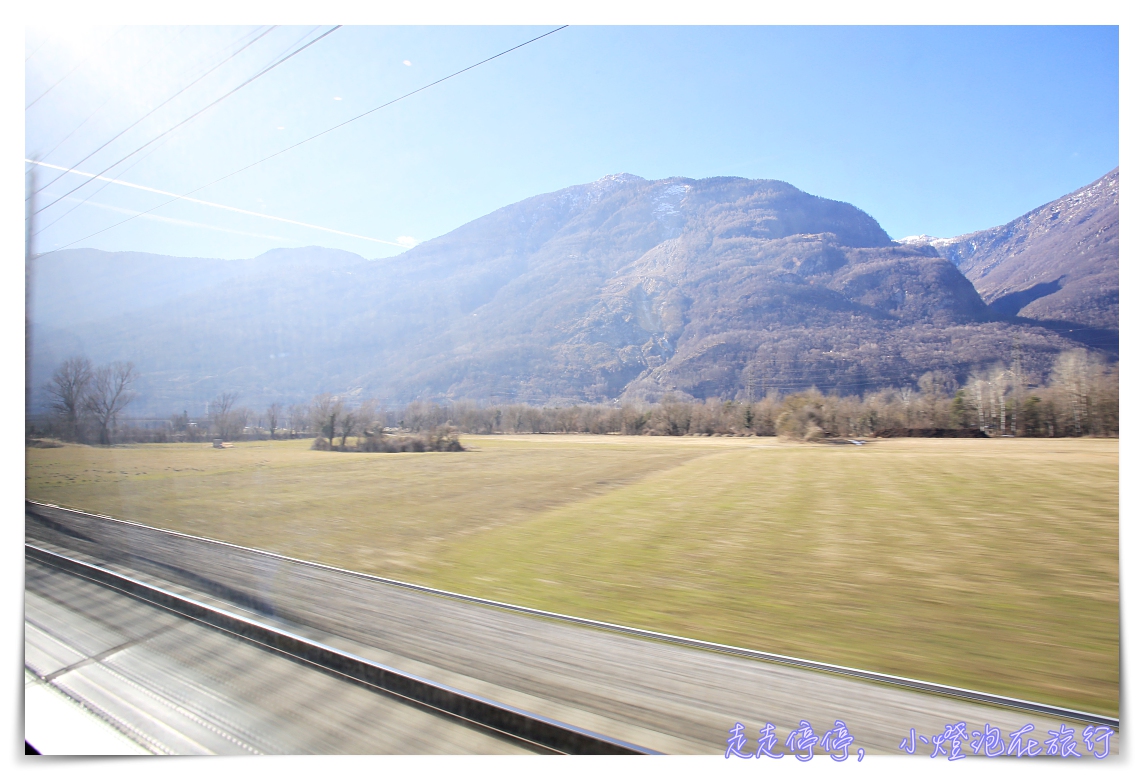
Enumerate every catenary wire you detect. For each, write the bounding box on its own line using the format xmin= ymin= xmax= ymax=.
xmin=34 ymin=25 xmax=338 ymax=217
xmin=36 ymin=31 xmax=293 ymax=226
xmin=28 ymin=159 xmax=401 ymax=246
xmin=35 ymin=26 xmax=251 ymax=169
xmin=32 ymin=29 xmax=270 ymax=229
xmin=36 ymin=27 xmax=192 ymax=165
xmin=164 ymin=24 xmax=270 ymax=90
xmin=253 ymin=25 xmax=322 ymax=74
xmin=32 ymin=26 xmax=277 ymax=199
xmin=25 ymin=27 xmax=125 ymax=110
xmin=31 ymin=141 xmax=177 ymax=237
xmin=26 ymin=35 xmax=51 ymax=63
xmin=179 ymin=26 xmax=570 ymax=197
xmin=33 ymin=26 xmax=313 ymax=210
xmin=41 ymin=25 xmax=567 ymax=252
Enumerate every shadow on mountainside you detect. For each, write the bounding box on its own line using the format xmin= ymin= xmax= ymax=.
xmin=1007 ymin=316 xmax=1119 ymax=356
xmin=988 ymin=279 xmax=1063 ymax=318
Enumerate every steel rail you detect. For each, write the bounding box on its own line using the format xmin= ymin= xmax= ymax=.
xmin=26 ymin=499 xmax=1120 ymax=731
xmin=24 ymin=542 xmax=659 ymax=756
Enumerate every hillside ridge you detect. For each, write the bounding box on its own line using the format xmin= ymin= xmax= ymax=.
xmin=30 ymin=173 xmax=1116 ymax=413
xmin=896 ymin=169 xmax=1118 ymax=330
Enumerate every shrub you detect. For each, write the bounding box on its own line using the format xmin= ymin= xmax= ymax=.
xmin=356 ymin=426 xmax=464 ymax=453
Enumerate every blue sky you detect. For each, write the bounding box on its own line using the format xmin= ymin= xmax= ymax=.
xmin=24 ymin=25 xmax=1119 ymax=260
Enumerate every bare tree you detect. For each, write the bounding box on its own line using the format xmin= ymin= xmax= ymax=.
xmin=287 ymin=403 xmax=308 ymax=438
xmin=1010 ymin=341 xmax=1028 ymax=435
xmin=988 ymin=365 xmax=1011 ymax=435
xmin=45 ymin=356 xmax=93 ymax=441
xmin=1052 ymin=349 xmax=1097 ymax=436
xmin=85 ymin=362 xmax=138 ymax=445
xmin=917 ymin=371 xmax=954 ymax=428
xmin=310 ymin=393 xmax=343 ymax=444
xmin=208 ymin=392 xmax=239 ymax=440
xmin=897 ymin=386 xmax=915 ymax=426
xmin=233 ymin=407 xmax=252 ymax=439
xmin=357 ymin=399 xmax=382 ymax=435
xmin=336 ymin=406 xmax=358 ymax=450
xmin=266 ymin=402 xmax=282 ymax=440
xmin=969 ymin=373 xmax=987 ymax=432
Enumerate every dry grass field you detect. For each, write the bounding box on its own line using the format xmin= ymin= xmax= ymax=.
xmin=25 ymin=435 xmax=1118 ymax=716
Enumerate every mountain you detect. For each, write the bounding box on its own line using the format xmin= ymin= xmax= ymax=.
xmin=30 ymin=246 xmax=366 ymax=330
xmin=30 ymin=174 xmax=1113 ymax=414
xmin=899 ymin=169 xmax=1118 ymax=336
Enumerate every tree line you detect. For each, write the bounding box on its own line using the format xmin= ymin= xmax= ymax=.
xmin=390 ymin=350 xmax=1116 ymax=440
xmin=35 ymin=348 xmax=1117 ymax=446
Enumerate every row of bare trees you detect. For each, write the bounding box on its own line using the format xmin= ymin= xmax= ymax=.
xmin=954 ymin=350 xmax=1118 ymax=438
xmin=43 ymin=357 xmax=138 ymax=445
xmin=167 ymin=396 xmax=308 ymax=443
xmin=38 ymin=348 xmax=1117 ymax=446
xmin=393 ymin=350 xmax=1117 ymax=440
xmin=304 ymin=393 xmax=464 ymax=452
xmin=307 ymin=393 xmax=383 ymax=449
xmin=185 ymin=349 xmax=1116 ymax=443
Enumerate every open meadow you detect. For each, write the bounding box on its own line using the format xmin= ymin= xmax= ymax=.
xmin=25 ymin=434 xmax=1119 ymax=716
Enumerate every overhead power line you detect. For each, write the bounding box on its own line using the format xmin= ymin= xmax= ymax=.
xmin=25 ymin=27 xmax=124 ymax=110
xmin=43 ymin=25 xmax=568 ymax=253
xmin=187 ymin=25 xmax=571 ymax=195
xmin=32 ymin=26 xmax=278 ymax=200
xmin=27 ymin=159 xmax=403 ymax=246
xmin=165 ymin=24 xmax=269 ymax=90
xmin=36 ymin=27 xmax=191 ymax=168
xmin=34 ymin=27 xmax=269 ymax=225
xmin=32 ymin=139 xmax=176 ymax=237
xmin=39 ymin=98 xmax=113 ymax=166
xmin=35 ymin=25 xmax=340 ymax=217
xmin=26 ymin=35 xmax=50 ymax=63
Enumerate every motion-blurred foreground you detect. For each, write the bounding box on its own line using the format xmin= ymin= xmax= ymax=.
xmin=25 ymin=435 xmax=1118 ymax=754
xmin=25 ymin=502 xmax=1118 ymax=755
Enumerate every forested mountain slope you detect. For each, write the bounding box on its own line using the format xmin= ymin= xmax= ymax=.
xmin=900 ymin=168 xmax=1118 ymax=331
xmin=31 ymin=174 xmax=1112 ymax=413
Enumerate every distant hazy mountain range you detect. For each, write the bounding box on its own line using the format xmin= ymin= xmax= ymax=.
xmin=30 ymin=169 xmax=1118 ymax=414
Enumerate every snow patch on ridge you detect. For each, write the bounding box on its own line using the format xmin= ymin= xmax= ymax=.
xmin=652 ymin=183 xmax=691 ymax=220
xmin=557 ymin=173 xmax=647 ymax=212
xmin=895 ymin=234 xmax=960 ymax=249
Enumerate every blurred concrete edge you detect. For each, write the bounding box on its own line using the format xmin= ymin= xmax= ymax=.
xmin=24 ymin=671 xmax=149 ymax=756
